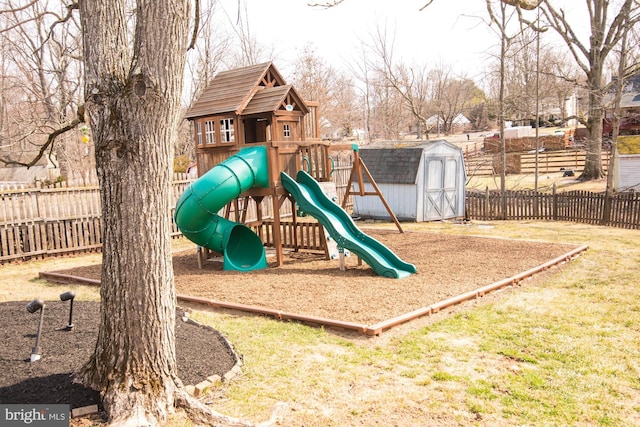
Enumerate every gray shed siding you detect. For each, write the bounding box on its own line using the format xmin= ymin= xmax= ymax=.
xmin=353 ymin=182 xmax=420 ymax=221
xmin=352 ymin=141 xmax=466 ymax=222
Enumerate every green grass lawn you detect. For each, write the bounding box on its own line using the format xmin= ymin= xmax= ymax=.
xmin=2 ymin=221 xmax=639 ymax=426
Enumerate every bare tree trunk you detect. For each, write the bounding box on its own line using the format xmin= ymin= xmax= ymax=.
xmin=603 ymin=15 xmax=630 ymax=223
xmin=498 ymin=2 xmax=508 ymax=220
xmin=582 ymin=72 xmax=605 ymax=180
xmin=77 ymin=1 xmax=189 ymax=424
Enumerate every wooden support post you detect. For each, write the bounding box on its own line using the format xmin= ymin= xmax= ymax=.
xmin=197 ymin=246 xmax=203 ymax=270
xmin=272 ymin=190 xmax=283 ymax=267
xmin=289 ymin=195 xmax=299 ymax=252
xmin=254 ymin=196 xmax=264 ymax=241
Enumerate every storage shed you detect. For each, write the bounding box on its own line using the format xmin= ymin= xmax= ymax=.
xmin=613 ymin=135 xmax=640 ymax=192
xmin=352 ymin=140 xmax=466 ymax=221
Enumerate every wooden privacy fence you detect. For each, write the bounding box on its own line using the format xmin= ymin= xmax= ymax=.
xmin=466 ymin=188 xmax=640 ymax=229
xmin=0 ymin=176 xmax=193 ymax=263
xmin=465 ymin=149 xmax=610 ymax=176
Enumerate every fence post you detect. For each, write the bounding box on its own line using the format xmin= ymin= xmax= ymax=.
xmin=552 ymin=183 xmax=558 ymax=221
xmin=484 ymin=186 xmax=489 ymax=220
xmin=601 ymin=189 xmax=612 ymax=226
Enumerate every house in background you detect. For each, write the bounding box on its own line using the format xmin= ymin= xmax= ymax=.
xmin=604 ymin=92 xmax=640 ymax=136
xmin=451 ymin=113 xmax=471 ymax=133
xmin=603 ymin=73 xmax=640 ymax=136
xmin=425 ymin=114 xmax=471 ymax=135
xmin=0 ymin=152 xmax=59 ymax=187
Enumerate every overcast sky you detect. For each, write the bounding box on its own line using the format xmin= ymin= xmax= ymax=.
xmin=217 ymin=0 xmax=500 ymax=80
xmin=211 ymin=0 xmax=594 ymax=89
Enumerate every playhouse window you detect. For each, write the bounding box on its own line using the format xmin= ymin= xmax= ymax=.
xmin=204 ymin=120 xmax=216 ymax=144
xmin=283 ymin=124 xmax=291 ymax=138
xmin=220 ymin=118 xmax=235 ymax=143
xmin=195 ymin=121 xmax=203 ymax=145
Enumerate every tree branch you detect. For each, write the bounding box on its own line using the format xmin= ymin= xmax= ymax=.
xmin=0 ymin=105 xmax=84 ymax=169
xmin=0 ymin=11 xmax=59 ymax=35
xmin=0 ymin=0 xmax=38 ymax=14
xmin=307 ymin=0 xmax=344 ymax=7
xmin=419 ymin=1 xmax=435 ymax=11
xmin=37 ymin=2 xmax=79 ymax=49
xmin=187 ymin=0 xmax=200 ymax=50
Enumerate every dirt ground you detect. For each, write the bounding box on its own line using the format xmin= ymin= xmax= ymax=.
xmin=51 ymin=229 xmax=580 ymax=326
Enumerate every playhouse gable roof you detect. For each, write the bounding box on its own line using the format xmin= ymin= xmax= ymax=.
xmin=243 ymin=85 xmax=309 ymax=116
xmin=186 ymin=62 xmax=290 ymax=119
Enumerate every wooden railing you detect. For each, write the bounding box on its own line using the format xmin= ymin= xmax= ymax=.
xmin=271 ymin=141 xmax=353 ymax=184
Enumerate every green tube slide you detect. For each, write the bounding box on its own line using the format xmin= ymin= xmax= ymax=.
xmin=174 ymin=146 xmax=269 ymax=271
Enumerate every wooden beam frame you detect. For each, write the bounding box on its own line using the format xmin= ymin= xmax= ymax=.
xmin=341 ymin=146 xmax=404 ymax=233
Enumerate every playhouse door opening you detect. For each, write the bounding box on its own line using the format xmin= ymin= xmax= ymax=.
xmin=243 ymin=118 xmax=269 ymax=143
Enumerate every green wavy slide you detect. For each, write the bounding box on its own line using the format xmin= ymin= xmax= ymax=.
xmin=281 ymin=170 xmax=417 ymax=279
xmin=174 ymin=146 xmax=269 ymax=271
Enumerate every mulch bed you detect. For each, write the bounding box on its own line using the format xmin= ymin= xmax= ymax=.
xmin=52 ymin=230 xmax=580 ymax=325
xmin=0 ymin=301 xmax=238 ymax=411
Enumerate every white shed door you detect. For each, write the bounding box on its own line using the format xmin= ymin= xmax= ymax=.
xmin=424 ymin=157 xmax=459 ymax=220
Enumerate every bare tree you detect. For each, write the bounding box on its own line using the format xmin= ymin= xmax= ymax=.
xmin=484 ymin=0 xmax=543 ymax=217
xmin=75 ymin=0 xmax=191 ymax=424
xmin=185 ymin=0 xmax=230 ymax=106
xmin=180 ymin=0 xmax=231 ymax=167
xmin=540 ymin=49 xmax=583 ymax=125
xmin=1 ymin=1 xmax=286 ymax=424
xmin=365 ymin=23 xmax=434 ymax=139
xmin=329 ymin=73 xmax=361 ymax=139
xmin=368 ymin=75 xmax=407 ymax=140
xmin=603 ymin=9 xmax=632 ymax=221
xmin=349 ymin=40 xmax=379 ymax=142
xmin=432 ymin=69 xmax=478 ymax=135
xmin=222 ymin=0 xmax=275 ymax=67
xmin=538 ymin=0 xmax=640 ymax=180
xmin=71 ymin=1 xmax=275 ymax=425
xmin=0 ymin=0 xmax=88 ymax=183
xmin=291 ymin=44 xmax=360 ymax=139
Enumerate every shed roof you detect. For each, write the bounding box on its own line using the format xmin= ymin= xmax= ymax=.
xmin=358 ymin=148 xmax=423 ymax=184
xmin=186 ymin=62 xmax=301 ymax=119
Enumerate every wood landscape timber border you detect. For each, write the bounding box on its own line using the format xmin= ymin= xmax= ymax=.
xmin=365 ymin=244 xmax=589 ymax=335
xmin=38 ymin=244 xmax=589 ymax=336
